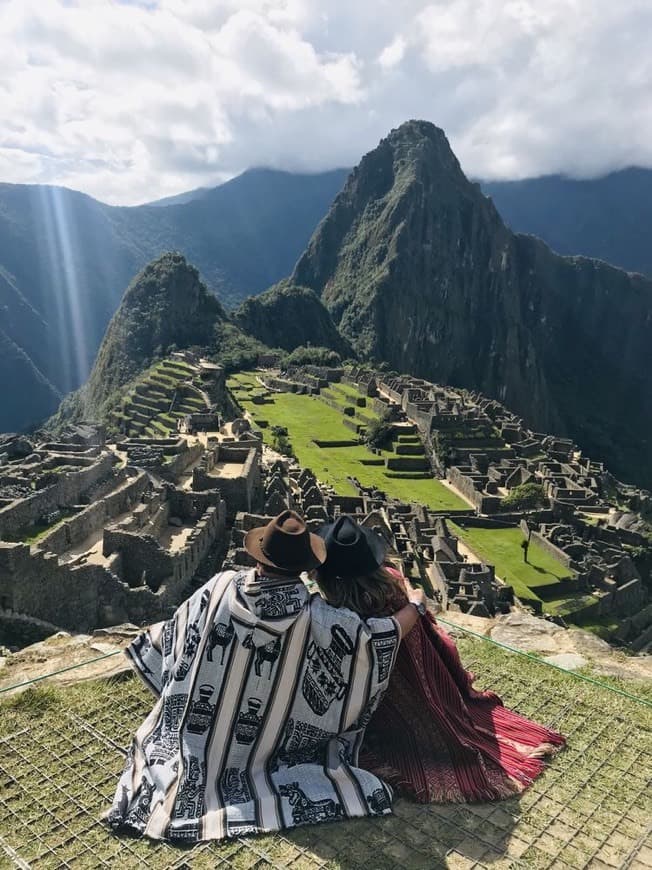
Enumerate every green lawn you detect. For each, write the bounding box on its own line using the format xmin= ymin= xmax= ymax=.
xmin=231 ymin=381 xmax=467 ymax=511
xmin=228 ymin=372 xmax=607 ymax=622
xmin=1 ymin=631 xmax=650 ymax=869
xmin=449 ymin=523 xmax=585 ymax=614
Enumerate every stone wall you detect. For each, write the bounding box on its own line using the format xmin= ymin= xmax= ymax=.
xmin=612 ymin=577 xmax=645 ymax=615
xmin=0 ymin=494 xmax=227 ymax=634
xmin=220 ymin=449 xmax=263 ymax=519
xmin=428 ymin=562 xmax=449 ymax=609
xmin=0 ymin=543 xmax=116 ymax=631
xmin=526 ymin=527 xmax=573 ymax=568
xmin=0 ymin=453 xmax=115 ymax=537
xmin=386 ymin=456 xmax=430 ymax=472
xmin=192 ymin=444 xmax=262 ymax=520
xmin=162 ymin=442 xmax=204 ymax=481
xmin=34 ymin=471 xmax=149 ymax=556
xmin=169 ymin=505 xmax=224 ymax=595
xmin=103 ymin=529 xmax=173 ymax=589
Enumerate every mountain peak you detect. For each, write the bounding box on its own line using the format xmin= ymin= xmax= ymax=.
xmin=79 ymin=252 xmax=225 ymax=418
xmin=292 ymin=122 xmax=652 ymax=487
xmin=234 ymin=280 xmax=352 ymax=356
xmin=362 ymin=119 xmax=465 ymax=184
xmin=292 ymin=118 xmax=484 ymax=305
xmin=384 ymin=118 xmax=451 ymax=151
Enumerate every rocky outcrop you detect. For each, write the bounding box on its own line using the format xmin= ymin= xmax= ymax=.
xmin=293 ymin=120 xmax=652 ymax=487
xmin=54 ymin=253 xmax=225 ymax=423
xmin=0 ymin=169 xmax=349 ymax=431
xmin=234 ymin=281 xmax=352 ymax=356
xmin=443 ymin=610 xmax=652 ymax=682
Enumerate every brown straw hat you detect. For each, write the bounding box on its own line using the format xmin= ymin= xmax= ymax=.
xmin=244 ymin=510 xmax=327 ymax=573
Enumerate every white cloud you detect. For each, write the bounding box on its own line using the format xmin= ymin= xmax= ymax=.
xmin=378 ymin=37 xmax=406 ymax=70
xmin=0 ymin=0 xmax=651 ymax=203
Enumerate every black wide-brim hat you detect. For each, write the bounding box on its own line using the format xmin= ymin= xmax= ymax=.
xmin=244 ymin=509 xmax=327 ymax=573
xmin=316 ymin=515 xmax=387 ymax=579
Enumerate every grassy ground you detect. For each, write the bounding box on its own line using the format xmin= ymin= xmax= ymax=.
xmin=229 ymin=378 xmax=468 ymax=512
xmin=0 ymin=630 xmax=649 ymax=869
xmin=228 ymin=373 xmax=585 ymax=612
xmin=449 ymin=523 xmax=592 ymax=615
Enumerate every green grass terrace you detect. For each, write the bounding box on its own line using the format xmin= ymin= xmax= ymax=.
xmin=110 ymin=358 xmax=208 ymax=439
xmin=451 ymin=523 xmax=580 ymax=613
xmin=0 ymin=624 xmax=650 ymax=868
xmin=227 ymin=371 xmax=587 ymax=617
xmin=227 ymin=373 xmax=468 ymax=513
xmin=448 ymin=524 xmax=597 ymax=618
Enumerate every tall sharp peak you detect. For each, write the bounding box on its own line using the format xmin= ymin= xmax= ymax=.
xmin=355 ymin=119 xmax=466 ymax=184
xmin=122 ymin=250 xmax=224 ymax=313
xmin=76 ymin=251 xmax=226 ymax=420
xmin=291 ymin=119 xmax=480 ymax=294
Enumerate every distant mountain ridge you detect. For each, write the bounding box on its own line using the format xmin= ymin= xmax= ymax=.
xmin=0 ymin=168 xmax=348 ymax=431
xmin=3 ymin=145 xmax=652 ymax=437
xmin=292 ymin=121 xmax=652 ymax=488
xmin=482 ymin=167 xmax=652 ymax=277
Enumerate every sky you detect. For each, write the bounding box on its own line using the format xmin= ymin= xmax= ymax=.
xmin=1 ymin=0 xmax=651 ymax=205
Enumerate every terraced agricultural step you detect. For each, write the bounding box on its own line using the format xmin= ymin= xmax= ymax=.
xmin=132 ymin=398 xmax=166 ymax=414
xmin=386 ymin=456 xmax=430 ymax=471
xmin=384 ymin=471 xmax=433 ymax=479
xmin=159 ymin=363 xmax=195 ymax=377
xmin=126 ymin=408 xmax=152 ymax=425
xmin=150 ymin=420 xmax=171 ymax=435
xmin=395 ymin=443 xmax=426 ymax=456
xmin=130 ymin=396 xmax=160 ymax=413
xmin=176 ymin=401 xmax=208 ymax=414
xmin=354 ymin=409 xmax=376 ymax=424
xmin=178 ymin=394 xmax=206 ymax=407
xmin=143 ymin=380 xmax=174 ymax=398
xmin=133 ymin=390 xmax=169 ymax=411
xmin=149 ymin=374 xmax=177 ymax=389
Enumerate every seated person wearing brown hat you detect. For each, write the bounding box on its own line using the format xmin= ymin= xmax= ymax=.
xmin=106 ymin=509 xmax=425 ymax=843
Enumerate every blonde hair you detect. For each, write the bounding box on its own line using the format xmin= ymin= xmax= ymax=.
xmin=314 ymin=564 xmax=398 ymax=618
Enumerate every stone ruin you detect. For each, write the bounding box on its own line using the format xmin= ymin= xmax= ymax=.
xmin=0 ymin=418 xmax=266 ymax=647
xmin=222 ymin=455 xmax=504 ymax=618
xmin=2 ymin=363 xmax=651 ymax=652
xmin=342 ymin=366 xmax=651 ymax=642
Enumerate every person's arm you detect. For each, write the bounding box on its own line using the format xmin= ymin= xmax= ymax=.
xmin=392 ymin=586 xmax=426 ymax=639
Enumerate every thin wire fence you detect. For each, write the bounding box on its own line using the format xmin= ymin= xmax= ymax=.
xmin=0 ymin=628 xmax=650 ymax=868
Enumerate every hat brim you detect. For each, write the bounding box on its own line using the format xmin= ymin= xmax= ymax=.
xmin=244 ymin=525 xmax=327 ymax=572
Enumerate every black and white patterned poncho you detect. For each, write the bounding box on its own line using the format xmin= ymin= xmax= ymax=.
xmin=105 ymin=568 xmax=401 ymax=842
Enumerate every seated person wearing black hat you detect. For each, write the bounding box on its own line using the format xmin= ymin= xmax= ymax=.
xmin=106 ymin=509 xmax=424 ymax=843
xmin=314 ymin=515 xmax=565 ymax=805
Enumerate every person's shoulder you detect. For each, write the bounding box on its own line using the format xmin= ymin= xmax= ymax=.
xmin=309 ymin=594 xmax=363 ymax=628
xmin=186 ymin=568 xmax=241 ymax=607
